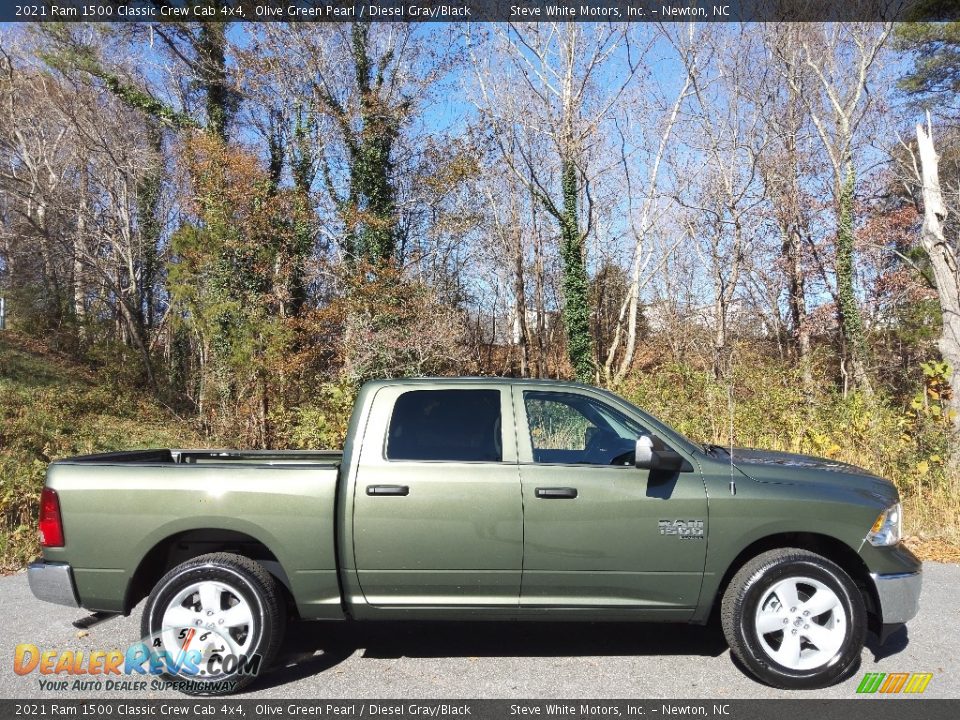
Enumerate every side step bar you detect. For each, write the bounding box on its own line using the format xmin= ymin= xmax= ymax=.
xmin=72 ymin=612 xmax=120 ymax=630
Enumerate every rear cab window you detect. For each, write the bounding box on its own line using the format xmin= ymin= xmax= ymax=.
xmin=386 ymin=389 xmax=503 ymax=462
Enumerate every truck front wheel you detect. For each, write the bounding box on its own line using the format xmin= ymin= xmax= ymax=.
xmin=141 ymin=553 xmax=285 ymax=694
xmin=721 ymin=548 xmax=867 ymax=689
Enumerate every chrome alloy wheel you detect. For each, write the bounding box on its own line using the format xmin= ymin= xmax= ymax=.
xmin=160 ymin=580 xmax=255 ymax=670
xmin=753 ymin=575 xmax=847 ymax=671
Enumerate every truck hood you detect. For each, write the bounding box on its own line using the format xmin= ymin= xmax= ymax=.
xmin=727 ymin=447 xmax=898 ymax=504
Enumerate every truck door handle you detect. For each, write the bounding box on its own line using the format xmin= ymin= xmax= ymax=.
xmin=366 ymin=485 xmax=410 ymax=496
xmin=535 ymin=487 xmax=578 ymax=499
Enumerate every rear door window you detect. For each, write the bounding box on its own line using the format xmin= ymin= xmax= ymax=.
xmin=387 ymin=389 xmax=503 ymax=462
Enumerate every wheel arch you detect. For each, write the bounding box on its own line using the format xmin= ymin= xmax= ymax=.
xmin=707 ymin=532 xmax=880 ymax=631
xmin=125 ymin=528 xmax=297 ymax=618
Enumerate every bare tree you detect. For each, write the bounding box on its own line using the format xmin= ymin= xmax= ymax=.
xmin=602 ymin=24 xmax=698 ymax=385
xmin=757 ymin=24 xmax=820 ymax=396
xmin=675 ymin=25 xmax=768 ymax=380
xmin=909 ymin=118 xmax=960 ymax=470
xmin=249 ymin=23 xmax=452 ymax=269
xmin=470 ymin=23 xmax=642 ymax=381
xmin=0 ymin=42 xmax=162 ymax=381
xmin=777 ymin=23 xmax=893 ymax=393
xmin=0 ymin=47 xmax=72 ymax=316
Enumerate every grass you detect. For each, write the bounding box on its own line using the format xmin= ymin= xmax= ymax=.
xmin=0 ymin=331 xmax=201 ymax=572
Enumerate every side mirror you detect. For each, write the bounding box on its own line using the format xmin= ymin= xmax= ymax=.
xmin=635 ymin=434 xmax=655 ymax=468
xmin=635 ymin=434 xmax=687 ymax=472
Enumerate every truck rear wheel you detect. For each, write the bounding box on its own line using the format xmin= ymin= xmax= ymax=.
xmin=721 ymin=548 xmax=866 ymax=689
xmin=140 ymin=552 xmax=285 ymax=695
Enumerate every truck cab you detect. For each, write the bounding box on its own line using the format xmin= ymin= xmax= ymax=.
xmin=342 ymin=379 xmax=708 ymax=616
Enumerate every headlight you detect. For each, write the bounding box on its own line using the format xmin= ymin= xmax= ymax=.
xmin=866 ymin=503 xmax=902 ymax=546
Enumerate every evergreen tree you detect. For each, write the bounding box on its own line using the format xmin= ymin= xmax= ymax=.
xmin=897 ymin=19 xmax=960 ymax=112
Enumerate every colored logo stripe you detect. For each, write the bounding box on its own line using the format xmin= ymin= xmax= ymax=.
xmin=903 ymin=673 xmax=933 ymax=694
xmin=856 ymin=673 xmax=885 ymax=693
xmin=856 ymin=672 xmax=932 ymax=694
xmin=880 ymin=672 xmax=910 ymax=693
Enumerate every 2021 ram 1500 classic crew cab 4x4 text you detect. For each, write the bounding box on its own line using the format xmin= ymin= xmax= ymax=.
xmin=28 ymin=378 xmax=921 ymax=693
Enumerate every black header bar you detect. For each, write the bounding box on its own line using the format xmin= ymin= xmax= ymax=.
xmin=5 ymin=0 xmax=960 ymax=24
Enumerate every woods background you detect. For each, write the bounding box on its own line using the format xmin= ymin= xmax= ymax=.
xmin=2 ymin=19 xmax=960 ymax=568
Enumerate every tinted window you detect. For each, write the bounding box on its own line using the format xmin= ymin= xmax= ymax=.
xmin=387 ymin=390 xmax=502 ymax=462
xmin=524 ymin=391 xmax=647 ymax=466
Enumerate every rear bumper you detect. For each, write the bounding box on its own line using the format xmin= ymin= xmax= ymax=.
xmin=28 ymin=561 xmax=80 ymax=608
xmin=870 ymin=570 xmax=921 ymax=625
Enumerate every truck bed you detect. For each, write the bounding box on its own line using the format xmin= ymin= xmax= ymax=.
xmin=45 ymin=448 xmax=344 ymax=620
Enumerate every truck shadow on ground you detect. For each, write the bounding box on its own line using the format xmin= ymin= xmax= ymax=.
xmin=253 ymin=620 xmax=911 ymax=692
xmin=251 ymin=620 xmax=729 ymax=692
xmin=865 ymin=625 xmax=910 ymax=662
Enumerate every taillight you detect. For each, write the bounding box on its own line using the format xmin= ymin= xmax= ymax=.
xmin=38 ymin=488 xmax=64 ymax=548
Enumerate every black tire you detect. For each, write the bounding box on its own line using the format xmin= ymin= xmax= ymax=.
xmin=140 ymin=552 xmax=285 ymax=695
xmin=721 ymin=548 xmax=866 ymax=689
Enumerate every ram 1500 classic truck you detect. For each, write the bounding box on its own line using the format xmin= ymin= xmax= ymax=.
xmin=28 ymin=378 xmax=921 ymax=693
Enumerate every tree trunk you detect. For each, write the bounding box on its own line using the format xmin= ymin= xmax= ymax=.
xmin=288 ymin=113 xmax=315 ymax=317
xmin=713 ymin=294 xmax=728 ymax=381
xmin=72 ymin=250 xmax=85 ymax=336
xmin=558 ymin=158 xmax=593 ymax=382
xmin=916 ymin=121 xmax=960 ymax=474
xmin=73 ymin=177 xmax=87 ymax=342
xmin=198 ymin=25 xmax=232 ymax=142
xmin=778 ymin=104 xmax=814 ymax=398
xmin=784 ymin=225 xmax=814 ymax=397
xmin=606 ymin=63 xmax=691 ymax=386
xmin=835 ymin=159 xmax=872 ymax=394
xmin=511 ymin=229 xmax=534 ymax=377
xmin=350 ymin=23 xmax=398 ymax=266
xmin=532 ymin=224 xmax=547 ymax=378
xmin=137 ymin=123 xmax=163 ymax=331
xmin=35 ymin=203 xmax=61 ymax=313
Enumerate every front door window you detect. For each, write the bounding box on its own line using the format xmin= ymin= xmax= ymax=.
xmin=523 ymin=391 xmax=647 ymax=466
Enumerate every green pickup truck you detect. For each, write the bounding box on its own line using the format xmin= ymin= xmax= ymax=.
xmin=29 ymin=378 xmax=920 ymax=693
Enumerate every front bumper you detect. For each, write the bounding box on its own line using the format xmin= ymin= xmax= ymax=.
xmin=870 ymin=570 xmax=922 ymax=625
xmin=28 ymin=561 xmax=80 ymax=608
